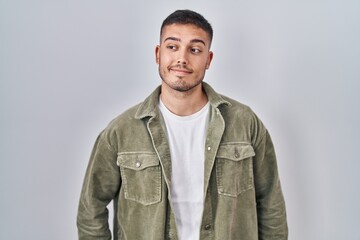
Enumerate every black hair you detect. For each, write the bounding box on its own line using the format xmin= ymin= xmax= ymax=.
xmin=160 ymin=9 xmax=213 ymax=43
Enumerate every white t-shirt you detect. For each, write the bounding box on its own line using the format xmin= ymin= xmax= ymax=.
xmin=159 ymin=98 xmax=210 ymax=240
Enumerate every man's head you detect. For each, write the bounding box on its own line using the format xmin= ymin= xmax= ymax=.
xmin=160 ymin=9 xmax=213 ymax=46
xmin=156 ymin=10 xmax=214 ymax=93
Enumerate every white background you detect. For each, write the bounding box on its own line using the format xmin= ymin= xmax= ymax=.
xmin=1 ymin=1 xmax=359 ymax=239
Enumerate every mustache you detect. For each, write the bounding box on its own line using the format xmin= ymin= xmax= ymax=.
xmin=169 ymin=64 xmax=193 ymax=72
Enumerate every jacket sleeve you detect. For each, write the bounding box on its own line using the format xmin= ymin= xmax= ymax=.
xmin=253 ymin=128 xmax=288 ymax=239
xmin=77 ymin=130 xmax=120 ymax=240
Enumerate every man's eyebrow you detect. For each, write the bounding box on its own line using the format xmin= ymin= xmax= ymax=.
xmin=163 ymin=37 xmax=206 ymax=46
xmin=164 ymin=37 xmax=181 ymax=43
xmin=190 ymin=39 xmax=206 ymax=46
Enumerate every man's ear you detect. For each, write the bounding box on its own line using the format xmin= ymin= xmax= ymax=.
xmin=206 ymin=51 xmax=214 ymax=69
xmin=155 ymin=45 xmax=160 ymax=64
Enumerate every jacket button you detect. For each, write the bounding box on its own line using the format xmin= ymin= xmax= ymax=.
xmin=234 ymin=151 xmax=240 ymax=158
xmin=135 ymin=162 xmax=141 ymax=168
xmin=204 ymin=224 xmax=211 ymax=230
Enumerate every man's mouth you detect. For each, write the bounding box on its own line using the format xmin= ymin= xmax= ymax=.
xmin=169 ymin=67 xmax=193 ymax=75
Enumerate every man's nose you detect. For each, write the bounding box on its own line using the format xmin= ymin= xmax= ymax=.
xmin=177 ymin=49 xmax=188 ymax=65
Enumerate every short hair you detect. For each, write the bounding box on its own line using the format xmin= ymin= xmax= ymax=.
xmin=160 ymin=9 xmax=213 ymax=44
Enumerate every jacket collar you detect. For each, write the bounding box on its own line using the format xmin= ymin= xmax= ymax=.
xmin=135 ymin=82 xmax=231 ymax=119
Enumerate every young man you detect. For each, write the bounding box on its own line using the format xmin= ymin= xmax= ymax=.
xmin=77 ymin=9 xmax=288 ymax=240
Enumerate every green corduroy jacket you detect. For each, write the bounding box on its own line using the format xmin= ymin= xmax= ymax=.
xmin=77 ymin=82 xmax=288 ymax=240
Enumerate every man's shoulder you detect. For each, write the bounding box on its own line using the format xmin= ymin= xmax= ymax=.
xmin=203 ymin=82 xmax=254 ymax=115
xmin=217 ymin=93 xmax=268 ymax=130
xmin=218 ymin=94 xmax=255 ymax=117
xmin=106 ymin=102 xmax=143 ymax=130
xmin=100 ymin=86 xmax=160 ymax=136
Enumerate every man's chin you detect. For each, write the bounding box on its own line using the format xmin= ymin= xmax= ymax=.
xmin=163 ymin=80 xmax=202 ymax=93
xmin=173 ymin=87 xmax=192 ymax=92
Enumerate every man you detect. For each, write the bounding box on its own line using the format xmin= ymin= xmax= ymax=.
xmin=77 ymin=9 xmax=288 ymax=240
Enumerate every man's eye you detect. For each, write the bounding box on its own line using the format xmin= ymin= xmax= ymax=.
xmin=167 ymin=45 xmax=177 ymax=50
xmin=191 ymin=48 xmax=201 ymax=53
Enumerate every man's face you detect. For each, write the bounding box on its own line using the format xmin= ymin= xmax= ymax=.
xmin=156 ymin=24 xmax=213 ymax=93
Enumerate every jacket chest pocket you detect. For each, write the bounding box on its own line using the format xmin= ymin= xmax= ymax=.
xmin=117 ymin=152 xmax=161 ymax=205
xmin=215 ymin=143 xmax=255 ymax=197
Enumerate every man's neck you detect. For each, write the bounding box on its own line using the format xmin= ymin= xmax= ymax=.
xmin=160 ymin=83 xmax=208 ymax=116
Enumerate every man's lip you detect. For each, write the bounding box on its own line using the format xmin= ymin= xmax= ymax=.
xmin=170 ymin=68 xmax=192 ymax=74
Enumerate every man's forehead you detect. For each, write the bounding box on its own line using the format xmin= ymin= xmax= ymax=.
xmin=161 ymin=24 xmax=210 ymax=43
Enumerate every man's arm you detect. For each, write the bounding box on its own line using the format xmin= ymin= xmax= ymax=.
xmin=253 ymin=130 xmax=288 ymax=239
xmin=77 ymin=131 xmax=120 ymax=240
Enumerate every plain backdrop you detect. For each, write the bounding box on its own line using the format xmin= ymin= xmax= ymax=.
xmin=1 ymin=0 xmax=359 ymax=239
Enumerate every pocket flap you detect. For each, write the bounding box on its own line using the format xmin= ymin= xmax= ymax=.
xmin=216 ymin=143 xmax=255 ymax=161
xmin=117 ymin=152 xmax=159 ymax=170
